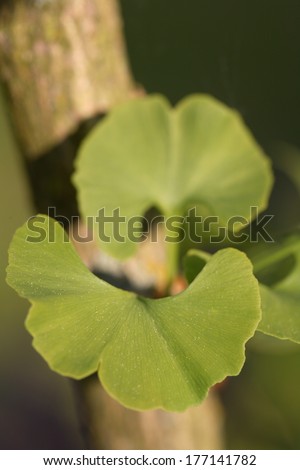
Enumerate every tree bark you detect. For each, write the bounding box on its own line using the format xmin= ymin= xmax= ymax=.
xmin=0 ymin=0 xmax=225 ymax=449
xmin=0 ymin=0 xmax=137 ymax=158
xmin=75 ymin=376 xmax=224 ymax=450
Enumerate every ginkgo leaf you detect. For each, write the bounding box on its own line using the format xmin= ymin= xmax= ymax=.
xmin=248 ymin=235 xmax=300 ymax=343
xmin=73 ymin=94 xmax=273 ymax=259
xmin=7 ymin=215 xmax=261 ymax=411
xmin=185 ymin=237 xmax=300 ymax=344
xmin=183 ymin=249 xmax=211 ymax=285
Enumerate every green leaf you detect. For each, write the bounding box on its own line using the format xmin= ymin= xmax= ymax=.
xmin=185 ymin=237 xmax=300 ymax=344
xmin=249 ymin=235 xmax=300 ymax=343
xmin=73 ymin=95 xmax=273 ymax=259
xmin=183 ymin=249 xmax=211 ymax=284
xmin=7 ymin=216 xmax=261 ymax=411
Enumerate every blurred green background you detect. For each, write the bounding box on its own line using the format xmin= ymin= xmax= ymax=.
xmin=1 ymin=0 xmax=300 ymax=449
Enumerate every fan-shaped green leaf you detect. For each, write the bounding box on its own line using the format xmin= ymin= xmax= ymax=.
xmin=185 ymin=237 xmax=300 ymax=344
xmin=249 ymin=235 xmax=300 ymax=343
xmin=73 ymin=95 xmax=273 ymax=259
xmin=7 ymin=215 xmax=261 ymax=411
